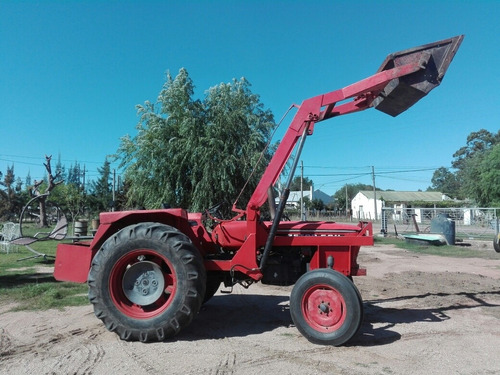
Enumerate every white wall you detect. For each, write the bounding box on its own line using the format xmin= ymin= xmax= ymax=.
xmin=351 ymin=192 xmax=382 ymax=220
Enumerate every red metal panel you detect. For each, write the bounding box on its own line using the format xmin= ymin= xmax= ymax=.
xmin=213 ymin=220 xmax=373 ymax=249
xmin=309 ymin=246 xmax=351 ymax=274
xmin=54 ymin=243 xmax=93 ymax=283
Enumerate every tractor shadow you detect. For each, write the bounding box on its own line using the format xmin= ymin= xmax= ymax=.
xmin=182 ymin=289 xmax=500 ymax=346
xmin=350 ymin=289 xmax=500 ymax=347
xmin=182 ymin=293 xmax=293 ymax=340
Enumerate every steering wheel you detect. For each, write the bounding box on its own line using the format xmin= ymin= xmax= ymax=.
xmin=206 ymin=202 xmax=224 ymax=220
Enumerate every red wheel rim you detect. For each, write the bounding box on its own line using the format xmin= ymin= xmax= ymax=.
xmin=109 ymin=249 xmax=176 ymax=319
xmin=301 ymin=284 xmax=347 ymax=333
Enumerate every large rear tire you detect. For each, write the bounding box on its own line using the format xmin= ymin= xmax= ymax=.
xmin=88 ymin=222 xmax=206 ymax=342
xmin=290 ymin=269 xmax=363 ymax=346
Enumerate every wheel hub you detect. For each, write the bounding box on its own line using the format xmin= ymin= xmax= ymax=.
xmin=122 ymin=261 xmax=165 ymax=306
xmin=305 ymin=288 xmax=344 ymax=330
xmin=319 ymin=302 xmax=330 ymax=314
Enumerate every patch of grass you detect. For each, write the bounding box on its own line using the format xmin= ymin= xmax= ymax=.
xmin=0 ymin=239 xmax=89 ymax=312
xmin=1 ymin=280 xmax=89 ymax=311
xmin=374 ymin=236 xmax=500 ymax=259
xmin=0 ymin=240 xmax=57 ymax=270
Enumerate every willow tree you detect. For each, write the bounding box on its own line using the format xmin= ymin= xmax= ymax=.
xmin=191 ymin=78 xmax=275 ymax=213
xmin=118 ymin=68 xmax=275 ymax=213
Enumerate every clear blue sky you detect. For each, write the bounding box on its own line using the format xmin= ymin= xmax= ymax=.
xmin=1 ymin=0 xmax=499 ymax=197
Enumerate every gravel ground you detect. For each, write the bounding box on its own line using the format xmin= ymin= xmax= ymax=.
xmin=1 ymin=241 xmax=499 ymax=375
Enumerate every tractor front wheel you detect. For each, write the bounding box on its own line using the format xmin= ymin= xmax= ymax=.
xmin=88 ymin=222 xmax=206 ymax=342
xmin=494 ymin=234 xmax=500 ymax=253
xmin=290 ymin=269 xmax=363 ymax=346
xmin=203 ymin=273 xmax=223 ymax=304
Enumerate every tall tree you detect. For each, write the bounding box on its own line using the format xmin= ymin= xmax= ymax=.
xmin=449 ymin=129 xmax=500 ymax=204
xmin=452 ymin=129 xmax=500 ymax=170
xmin=25 ymin=171 xmax=32 ymax=189
xmin=67 ymin=162 xmax=82 ymax=188
xmin=429 ymin=167 xmax=460 ymax=198
xmin=89 ymin=158 xmax=113 ymax=214
xmin=118 ymin=69 xmax=275 ymax=214
xmin=477 ymin=144 xmax=500 ymax=206
xmin=55 ymin=153 xmax=67 ymax=182
xmin=0 ymin=165 xmax=16 ymax=220
xmin=119 ymin=68 xmax=202 ymax=209
xmin=191 ymin=78 xmax=274 ymax=213
xmin=289 ymin=176 xmax=313 ymax=191
xmin=311 ymin=199 xmax=325 ymax=211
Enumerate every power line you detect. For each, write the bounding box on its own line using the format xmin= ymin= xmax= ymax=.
xmin=0 ymin=153 xmax=116 ymax=166
xmin=298 ymin=166 xmax=438 ymax=178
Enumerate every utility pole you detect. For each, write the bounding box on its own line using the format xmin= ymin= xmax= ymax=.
xmin=300 ymin=160 xmax=304 ymax=220
xmin=345 ymin=185 xmax=349 ymax=220
xmin=112 ymin=169 xmax=116 ymax=212
xmin=82 ymin=165 xmax=86 ymax=193
xmin=372 ymin=166 xmax=377 ymax=221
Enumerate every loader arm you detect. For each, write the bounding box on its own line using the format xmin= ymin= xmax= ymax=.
xmin=246 ymin=61 xmax=423 ymax=213
xmin=246 ymin=35 xmax=463 ymax=216
xmin=235 ymin=35 xmax=464 ymax=272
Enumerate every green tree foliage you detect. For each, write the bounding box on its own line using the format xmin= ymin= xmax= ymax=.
xmin=0 ymin=165 xmax=26 ymax=220
xmin=118 ymin=68 xmax=276 ymax=213
xmin=0 ymin=166 xmax=15 ymax=220
xmin=55 ymin=154 xmax=67 ymax=182
xmin=451 ymin=129 xmax=500 ymax=170
xmin=289 ymin=176 xmax=313 ymax=191
xmin=52 ymin=183 xmax=85 ymax=222
xmin=191 ymin=78 xmax=275 ymax=213
xmin=89 ymin=158 xmax=113 ymax=214
xmin=118 ymin=69 xmax=203 ymax=209
xmin=450 ymin=129 xmax=500 ymax=205
xmin=477 ymin=144 xmax=500 ymax=206
xmin=25 ymin=171 xmax=32 ymax=189
xmin=311 ymin=198 xmax=325 ymax=211
xmin=67 ymin=162 xmax=82 ymax=188
xmin=429 ymin=129 xmax=500 ymax=206
xmin=429 ymin=167 xmax=461 ymax=198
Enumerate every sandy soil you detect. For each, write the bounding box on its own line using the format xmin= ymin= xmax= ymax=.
xmin=1 ymin=241 xmax=500 ymax=375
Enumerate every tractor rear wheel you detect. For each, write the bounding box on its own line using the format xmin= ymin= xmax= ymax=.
xmin=88 ymin=222 xmax=206 ymax=342
xmin=290 ymin=269 xmax=363 ymax=346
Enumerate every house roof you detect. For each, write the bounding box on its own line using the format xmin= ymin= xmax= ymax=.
xmin=287 ymin=190 xmax=311 ymax=202
xmin=358 ymin=190 xmax=446 ymax=202
xmin=277 ymin=189 xmax=333 ymax=205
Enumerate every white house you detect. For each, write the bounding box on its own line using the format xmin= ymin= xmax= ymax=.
xmin=351 ymin=190 xmax=450 ymax=221
xmin=276 ymin=186 xmax=333 ymax=209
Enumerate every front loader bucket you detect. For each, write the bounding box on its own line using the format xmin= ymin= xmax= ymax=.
xmin=373 ymin=35 xmax=464 ymax=117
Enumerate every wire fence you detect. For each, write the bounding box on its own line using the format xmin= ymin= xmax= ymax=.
xmin=286 ymin=207 xmax=499 ymax=241
xmin=380 ymin=207 xmax=499 ymax=240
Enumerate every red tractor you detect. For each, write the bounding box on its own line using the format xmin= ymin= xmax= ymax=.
xmin=54 ymin=36 xmax=463 ymax=346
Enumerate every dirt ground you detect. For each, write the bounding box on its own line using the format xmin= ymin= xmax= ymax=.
xmin=1 ymin=241 xmax=500 ymax=375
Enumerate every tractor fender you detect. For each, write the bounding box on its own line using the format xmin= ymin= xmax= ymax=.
xmin=90 ymin=208 xmax=195 ymax=252
xmin=54 ymin=208 xmax=210 ymax=283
